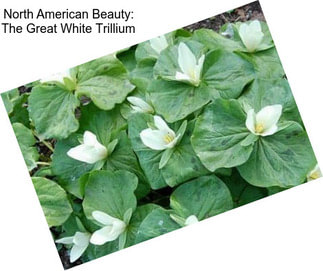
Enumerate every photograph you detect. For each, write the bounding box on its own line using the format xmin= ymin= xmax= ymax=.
xmin=1 ymin=1 xmax=320 ymax=269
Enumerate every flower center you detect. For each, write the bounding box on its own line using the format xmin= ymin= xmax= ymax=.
xmin=163 ymin=133 xmax=175 ymax=144
xmin=310 ymin=171 xmax=320 ymax=180
xmin=255 ymin=123 xmax=265 ymax=133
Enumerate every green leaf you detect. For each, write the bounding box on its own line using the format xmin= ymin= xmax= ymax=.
xmin=83 ymin=241 xmax=119 ymax=262
xmin=1 ymin=88 xmax=19 ymax=114
xmin=192 ymin=28 xmax=241 ymax=51
xmin=12 ymin=123 xmax=39 ymax=171
xmin=28 ymin=84 xmax=80 ymax=139
xmin=128 ymin=113 xmax=167 ymax=189
xmin=126 ymin=204 xmax=161 ymax=247
xmin=32 ymin=177 xmax=72 ymax=227
xmin=9 ymin=94 xmax=30 ymax=128
xmin=117 ymin=46 xmax=137 ymax=72
xmin=105 ymin=131 xmax=150 ymax=199
xmin=159 ymin=148 xmax=174 ymax=169
xmin=78 ymin=103 xmax=126 ymax=147
xmin=161 ymin=120 xmax=210 ymax=187
xmin=150 ymin=45 xmax=254 ymax=123
xmin=51 ymin=133 xmax=97 ymax=198
xmin=135 ymin=208 xmax=180 ymax=244
xmin=237 ymin=122 xmax=317 ymax=187
xmin=83 ymin=170 xmax=138 ymax=220
xmin=239 ymin=78 xmax=301 ymax=123
xmin=170 ymin=175 xmax=233 ymax=220
xmin=128 ymin=114 xmax=208 ymax=188
xmin=76 ymin=75 xmax=135 ymax=111
xmin=191 ymin=99 xmax=254 ymax=171
xmin=222 ymin=169 xmax=268 ymax=207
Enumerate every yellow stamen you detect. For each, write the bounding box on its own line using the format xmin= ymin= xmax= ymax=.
xmin=163 ymin=133 xmax=174 ymax=144
xmin=255 ymin=123 xmax=265 ymax=133
xmin=310 ymin=171 xmax=320 ymax=180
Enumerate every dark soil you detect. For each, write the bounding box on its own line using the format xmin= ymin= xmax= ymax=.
xmin=184 ymin=1 xmax=265 ymax=32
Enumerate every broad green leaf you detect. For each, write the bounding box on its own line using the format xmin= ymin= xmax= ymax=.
xmin=150 ymin=44 xmax=254 ymax=123
xmin=237 ymin=122 xmax=317 ymax=187
xmin=148 ymin=79 xmax=211 ymax=123
xmin=135 ymin=208 xmax=180 ymax=244
xmin=28 ymin=84 xmax=80 ymax=139
xmin=236 ymin=48 xmax=285 ymax=79
xmin=126 ymin=204 xmax=161 ymax=247
xmin=78 ymin=103 xmax=126 ymax=147
xmin=130 ymin=59 xmax=156 ymax=91
xmin=32 ymin=177 xmax=72 ymax=227
xmin=222 ymin=169 xmax=268 ymax=207
xmin=51 ymin=133 xmax=96 ymax=198
xmin=76 ymin=54 xmax=127 ymax=82
xmin=239 ymin=78 xmax=301 ymax=123
xmin=9 ymin=94 xmax=30 ymax=127
xmin=117 ymin=46 xmax=137 ymax=72
xmin=75 ymin=54 xmax=135 ymax=110
xmin=192 ymin=28 xmax=241 ymax=51
xmin=191 ymin=99 xmax=254 ymax=171
xmin=83 ymin=170 xmax=138 ymax=220
xmin=128 ymin=114 xmax=208 ymax=188
xmin=12 ymin=123 xmax=39 ymax=171
xmin=161 ymin=120 xmax=210 ymax=187
xmin=1 ymin=88 xmax=19 ymax=114
xmin=170 ymin=175 xmax=233 ymax=220
xmin=83 ymin=241 xmax=119 ymax=262
xmin=128 ymin=113 xmax=167 ymax=189
xmin=105 ymin=131 xmax=150 ymax=199
xmin=76 ymin=75 xmax=135 ymax=111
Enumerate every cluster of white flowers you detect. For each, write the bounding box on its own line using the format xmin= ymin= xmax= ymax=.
xmin=56 ymin=210 xmax=126 ymax=263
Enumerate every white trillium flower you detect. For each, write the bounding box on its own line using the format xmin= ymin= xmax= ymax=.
xmin=184 ymin=215 xmax=199 ymax=226
xmin=307 ymin=164 xmax=322 ymax=181
xmin=239 ymin=20 xmax=264 ymax=52
xmin=140 ymin=116 xmax=180 ymax=150
xmin=127 ymin=96 xmax=154 ymax=113
xmin=175 ymin=42 xmax=205 ymax=87
xmin=246 ymin=104 xmax=282 ymax=137
xmin=40 ymin=69 xmax=72 ymax=84
xmin=90 ymin=210 xmax=126 ymax=245
xmin=56 ymin=232 xmax=91 ymax=263
xmin=149 ymin=35 xmax=168 ymax=54
xmin=67 ymin=131 xmax=107 ymax=164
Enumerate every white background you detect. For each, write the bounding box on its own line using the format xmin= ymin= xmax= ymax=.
xmin=0 ymin=0 xmax=322 ymax=270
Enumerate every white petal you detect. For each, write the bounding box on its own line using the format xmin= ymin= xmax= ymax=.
xmin=55 ymin=236 xmax=74 ymax=245
xmin=177 ymin=42 xmax=197 ymax=76
xmin=67 ymin=144 xmax=107 ymax=164
xmin=256 ymin=104 xmax=282 ymax=135
xmin=175 ymin=71 xmax=192 ymax=82
xmin=154 ymin=116 xmax=175 ymax=135
xmin=140 ymin=129 xmax=168 ymax=150
xmin=245 ymin=109 xmax=256 ymax=134
xmin=149 ymin=35 xmax=168 ymax=54
xmin=185 ymin=215 xmax=199 ymax=226
xmin=73 ymin=232 xmax=90 ymax=247
xmin=196 ymin=54 xmax=205 ymax=77
xmin=70 ymin=244 xmax=88 ymax=263
xmin=239 ymin=20 xmax=264 ymax=52
xmin=307 ymin=164 xmax=322 ymax=181
xmin=83 ymin=131 xmax=99 ymax=146
xmin=127 ymin=96 xmax=154 ymax=113
xmin=90 ymin=222 xmax=126 ymax=245
xmin=92 ymin=210 xmax=120 ymax=226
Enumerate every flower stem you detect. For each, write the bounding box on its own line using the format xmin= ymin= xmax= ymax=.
xmin=36 ymin=161 xmax=51 ymax=166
